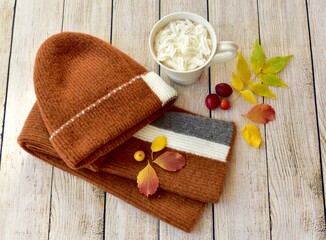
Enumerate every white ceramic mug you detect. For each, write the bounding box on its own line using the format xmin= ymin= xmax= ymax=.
xmin=149 ymin=12 xmax=238 ymax=85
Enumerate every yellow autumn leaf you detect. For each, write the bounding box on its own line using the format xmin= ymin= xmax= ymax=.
xmin=240 ymin=90 xmax=257 ymax=104
xmin=151 ymin=136 xmax=167 ymax=152
xmin=250 ymin=40 xmax=265 ymax=74
xmin=258 ymin=73 xmax=288 ymax=88
xmin=248 ymin=82 xmax=276 ymax=99
xmin=237 ymin=52 xmax=251 ymax=84
xmin=231 ymin=73 xmax=243 ymax=91
xmin=242 ymin=124 xmax=262 ymax=148
xmin=137 ymin=161 xmax=159 ymax=197
xmin=262 ymin=55 xmax=293 ymax=74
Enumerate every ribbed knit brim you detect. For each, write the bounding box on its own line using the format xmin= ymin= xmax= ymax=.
xmin=33 ymin=32 xmax=177 ymax=169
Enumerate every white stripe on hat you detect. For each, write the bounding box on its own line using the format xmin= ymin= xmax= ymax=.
xmin=142 ymin=72 xmax=178 ymax=106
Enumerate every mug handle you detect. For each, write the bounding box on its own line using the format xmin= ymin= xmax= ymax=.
xmin=205 ymin=41 xmax=238 ymax=69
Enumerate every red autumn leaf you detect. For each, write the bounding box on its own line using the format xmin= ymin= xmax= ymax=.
xmin=137 ymin=161 xmax=159 ymax=197
xmin=153 ymin=151 xmax=186 ymax=171
xmin=242 ymin=103 xmax=276 ymax=124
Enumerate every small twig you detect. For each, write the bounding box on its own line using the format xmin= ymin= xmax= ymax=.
xmin=151 ymin=151 xmax=154 ymax=160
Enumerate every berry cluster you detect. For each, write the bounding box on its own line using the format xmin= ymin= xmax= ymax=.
xmin=205 ymin=83 xmax=232 ymax=110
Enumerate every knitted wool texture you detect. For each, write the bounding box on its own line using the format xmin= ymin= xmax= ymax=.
xmin=34 ymin=32 xmax=177 ymax=170
xmin=18 ymin=106 xmax=235 ymax=232
xmin=102 ymin=109 xmax=234 ymax=203
xmin=18 ymin=32 xmax=235 ymax=232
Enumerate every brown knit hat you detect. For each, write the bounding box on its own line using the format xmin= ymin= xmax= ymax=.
xmin=34 ymin=32 xmax=177 ymax=169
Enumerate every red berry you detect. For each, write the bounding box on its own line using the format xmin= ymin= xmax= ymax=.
xmin=220 ymin=99 xmax=231 ymax=110
xmin=205 ymin=94 xmax=220 ymax=110
xmin=215 ymin=83 xmax=233 ymax=97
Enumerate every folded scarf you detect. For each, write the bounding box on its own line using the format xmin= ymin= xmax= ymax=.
xmin=17 ymin=32 xmax=235 ymax=232
xmin=18 ymin=105 xmax=234 ymax=232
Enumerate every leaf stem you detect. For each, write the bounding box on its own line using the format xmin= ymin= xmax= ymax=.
xmin=231 ymin=92 xmax=241 ymax=103
xmin=250 ymin=74 xmax=258 ymax=83
xmin=151 ymin=151 xmax=154 ymax=160
xmin=241 ymin=116 xmax=247 ymax=125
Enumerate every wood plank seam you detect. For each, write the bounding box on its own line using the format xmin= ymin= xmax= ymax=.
xmin=256 ymin=0 xmax=273 ymax=238
xmin=47 ymin=167 xmax=54 ymax=240
xmin=102 ymin=192 xmax=107 ymax=240
xmin=103 ymin=1 xmax=114 ymax=238
xmin=47 ymin=1 xmax=65 ymax=239
xmin=61 ymin=0 xmax=66 ymax=31
xmin=157 ymin=1 xmax=162 ymax=236
xmin=155 ymin=1 xmax=163 ymax=237
xmin=304 ymin=0 xmax=326 ymax=226
xmin=109 ymin=0 xmax=114 ymax=44
xmin=0 ymin=0 xmax=17 ymax=167
xmin=262 ymin=124 xmax=273 ymax=240
xmin=206 ymin=0 xmax=216 ymax=238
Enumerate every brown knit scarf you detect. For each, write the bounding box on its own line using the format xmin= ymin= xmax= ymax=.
xmin=18 ymin=32 xmax=235 ymax=232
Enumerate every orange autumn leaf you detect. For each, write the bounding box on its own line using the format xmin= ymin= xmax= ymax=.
xmin=137 ymin=161 xmax=159 ymax=197
xmin=153 ymin=151 xmax=186 ymax=171
xmin=242 ymin=103 xmax=275 ymax=124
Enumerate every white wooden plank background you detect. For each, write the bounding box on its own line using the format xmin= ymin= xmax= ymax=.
xmin=0 ymin=0 xmax=325 ymax=239
xmin=0 ymin=0 xmax=63 ymax=239
xmin=307 ymin=0 xmax=326 ymax=209
xmin=259 ymin=0 xmax=325 ymax=239
xmin=0 ymin=0 xmax=15 ymax=151
xmin=210 ymin=0 xmax=270 ymax=239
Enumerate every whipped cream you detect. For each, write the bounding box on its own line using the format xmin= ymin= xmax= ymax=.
xmin=154 ymin=19 xmax=212 ymax=71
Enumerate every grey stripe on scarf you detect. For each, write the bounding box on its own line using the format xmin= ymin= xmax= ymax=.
xmin=150 ymin=112 xmax=234 ymax=146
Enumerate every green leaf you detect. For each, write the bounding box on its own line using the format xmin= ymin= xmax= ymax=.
xmin=262 ymin=55 xmax=293 ymax=73
xmin=237 ymin=52 xmax=251 ymax=84
xmin=258 ymin=73 xmax=288 ymax=88
xmin=231 ymin=73 xmax=243 ymax=91
xmin=240 ymin=90 xmax=257 ymax=104
xmin=248 ymin=82 xmax=276 ymax=99
xmin=250 ymin=40 xmax=265 ymax=74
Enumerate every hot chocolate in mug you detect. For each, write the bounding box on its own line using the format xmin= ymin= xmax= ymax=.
xmin=149 ymin=12 xmax=238 ymax=85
